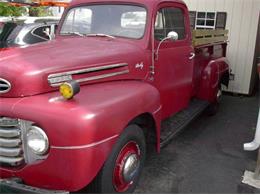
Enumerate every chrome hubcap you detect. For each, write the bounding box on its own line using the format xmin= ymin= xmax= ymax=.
xmin=123 ymin=154 xmax=140 ymax=183
xmin=217 ymin=89 xmax=222 ymax=102
xmin=113 ymin=141 xmax=141 ymax=192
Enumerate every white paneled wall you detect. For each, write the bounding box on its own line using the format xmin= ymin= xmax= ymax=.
xmin=184 ymin=0 xmax=260 ymax=94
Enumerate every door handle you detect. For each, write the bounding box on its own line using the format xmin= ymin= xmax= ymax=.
xmin=189 ymin=52 xmax=195 ymax=60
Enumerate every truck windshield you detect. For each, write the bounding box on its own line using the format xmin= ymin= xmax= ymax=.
xmin=60 ymin=4 xmax=147 ymax=39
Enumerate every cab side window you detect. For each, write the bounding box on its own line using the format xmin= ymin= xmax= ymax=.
xmin=32 ymin=26 xmax=51 ymax=40
xmin=23 ymin=26 xmax=51 ymax=45
xmin=155 ymin=7 xmax=186 ymax=41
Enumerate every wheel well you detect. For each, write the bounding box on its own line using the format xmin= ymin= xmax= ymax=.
xmin=128 ymin=113 xmax=157 ymax=153
xmin=220 ymin=71 xmax=230 ymax=88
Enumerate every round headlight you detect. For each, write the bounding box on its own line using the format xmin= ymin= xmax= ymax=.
xmin=27 ymin=126 xmax=49 ymax=155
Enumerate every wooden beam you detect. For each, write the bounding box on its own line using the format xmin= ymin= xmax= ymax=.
xmin=192 ymin=29 xmax=229 ymax=46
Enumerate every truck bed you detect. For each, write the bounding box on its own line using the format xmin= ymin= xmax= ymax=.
xmin=191 ymin=29 xmax=229 ymax=98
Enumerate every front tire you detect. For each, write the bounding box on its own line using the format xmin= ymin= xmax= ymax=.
xmin=88 ymin=124 xmax=146 ymax=193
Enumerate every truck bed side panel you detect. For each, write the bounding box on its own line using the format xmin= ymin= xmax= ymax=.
xmin=193 ymin=43 xmax=229 ymax=102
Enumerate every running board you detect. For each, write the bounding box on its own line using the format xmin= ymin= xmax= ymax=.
xmin=160 ymin=99 xmax=209 ymax=148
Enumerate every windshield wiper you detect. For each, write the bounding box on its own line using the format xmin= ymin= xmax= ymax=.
xmin=86 ymin=33 xmax=115 ymax=39
xmin=62 ymin=32 xmax=85 ymax=37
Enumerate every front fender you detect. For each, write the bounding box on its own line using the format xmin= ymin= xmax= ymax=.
xmin=0 ymin=80 xmax=161 ymax=191
xmin=11 ymin=80 xmax=161 ymax=147
xmin=198 ymin=57 xmax=229 ymax=102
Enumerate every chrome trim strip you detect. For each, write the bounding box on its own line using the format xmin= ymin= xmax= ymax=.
xmin=0 ymin=156 xmax=24 ymax=165
xmin=51 ymin=134 xmax=119 ymax=150
xmin=0 ymin=128 xmax=20 ymax=138
xmin=0 ymin=138 xmax=21 ymax=148
xmin=48 ymin=63 xmax=128 ymax=79
xmin=0 ymin=84 xmax=9 ymax=87
xmin=0 ymin=118 xmax=19 ymax=127
xmin=0 ymin=78 xmax=11 ymax=94
xmin=153 ymin=105 xmax=162 ymax=115
xmin=0 ymin=147 xmax=22 ymax=157
xmin=51 ymin=70 xmax=130 ymax=87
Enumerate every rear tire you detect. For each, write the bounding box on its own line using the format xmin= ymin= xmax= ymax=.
xmin=207 ymin=87 xmax=222 ymax=116
xmin=87 ymin=124 xmax=146 ymax=193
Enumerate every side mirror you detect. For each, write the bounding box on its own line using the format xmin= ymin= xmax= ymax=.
xmin=167 ymin=31 xmax=179 ymax=41
xmin=155 ymin=31 xmax=179 ymax=60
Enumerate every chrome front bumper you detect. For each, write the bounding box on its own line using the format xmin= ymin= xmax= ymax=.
xmin=0 ymin=178 xmax=68 ymax=194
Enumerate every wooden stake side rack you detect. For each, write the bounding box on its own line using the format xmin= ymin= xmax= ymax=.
xmin=192 ymin=29 xmax=229 ymax=47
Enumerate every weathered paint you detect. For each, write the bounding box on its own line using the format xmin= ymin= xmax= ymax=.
xmin=0 ymin=0 xmax=229 ymax=192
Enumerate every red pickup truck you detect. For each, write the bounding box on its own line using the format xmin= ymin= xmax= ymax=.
xmin=0 ymin=0 xmax=230 ymax=193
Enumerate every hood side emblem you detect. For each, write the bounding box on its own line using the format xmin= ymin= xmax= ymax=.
xmin=135 ymin=62 xmax=144 ymax=70
xmin=0 ymin=78 xmax=11 ymax=94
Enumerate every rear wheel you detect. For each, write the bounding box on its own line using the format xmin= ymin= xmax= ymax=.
xmin=207 ymin=87 xmax=222 ymax=116
xmin=88 ymin=125 xmax=146 ymax=193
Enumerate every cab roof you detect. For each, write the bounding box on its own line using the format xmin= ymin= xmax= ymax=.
xmin=70 ymin=0 xmax=185 ymax=9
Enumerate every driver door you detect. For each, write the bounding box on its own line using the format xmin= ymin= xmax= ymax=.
xmin=153 ymin=3 xmax=194 ymax=119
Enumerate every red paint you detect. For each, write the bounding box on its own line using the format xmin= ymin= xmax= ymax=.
xmin=0 ymin=0 xmax=230 ymax=192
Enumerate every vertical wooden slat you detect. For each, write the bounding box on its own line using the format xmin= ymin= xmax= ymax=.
xmin=205 ymin=0 xmax=215 ymax=11
xmin=215 ymin=0 xmax=225 ymax=11
xmin=198 ymin=0 xmax=207 ymax=12
xmin=184 ymin=0 xmax=190 ymax=9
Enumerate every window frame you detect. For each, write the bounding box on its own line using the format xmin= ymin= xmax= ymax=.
xmin=31 ymin=25 xmax=51 ymax=41
xmin=154 ymin=5 xmax=188 ymax=42
xmin=195 ymin=11 xmax=217 ymax=29
xmin=189 ymin=11 xmax=227 ymax=30
xmin=21 ymin=25 xmax=51 ymax=45
xmin=59 ymin=3 xmax=148 ymax=40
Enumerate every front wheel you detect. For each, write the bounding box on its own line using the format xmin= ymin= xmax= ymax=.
xmin=88 ymin=125 xmax=146 ymax=193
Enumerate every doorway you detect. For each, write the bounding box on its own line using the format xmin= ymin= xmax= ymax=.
xmin=249 ymin=12 xmax=260 ymax=95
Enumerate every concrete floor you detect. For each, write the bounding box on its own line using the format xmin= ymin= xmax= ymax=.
xmin=135 ymin=94 xmax=259 ymax=193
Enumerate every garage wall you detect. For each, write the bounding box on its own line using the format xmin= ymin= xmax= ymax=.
xmin=183 ymin=0 xmax=260 ymax=94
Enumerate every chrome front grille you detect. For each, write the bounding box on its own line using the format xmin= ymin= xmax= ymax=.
xmin=0 ymin=117 xmax=24 ymax=166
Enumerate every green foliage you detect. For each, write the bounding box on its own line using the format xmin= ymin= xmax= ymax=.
xmin=0 ymin=3 xmax=52 ymax=17
xmin=29 ymin=7 xmax=53 ymax=17
xmin=0 ymin=2 xmax=26 ymax=16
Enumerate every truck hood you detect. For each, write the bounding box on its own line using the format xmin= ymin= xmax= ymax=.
xmin=0 ymin=37 xmax=149 ymax=97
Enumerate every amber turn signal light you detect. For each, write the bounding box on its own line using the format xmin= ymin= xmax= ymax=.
xmin=59 ymin=80 xmax=80 ymax=100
